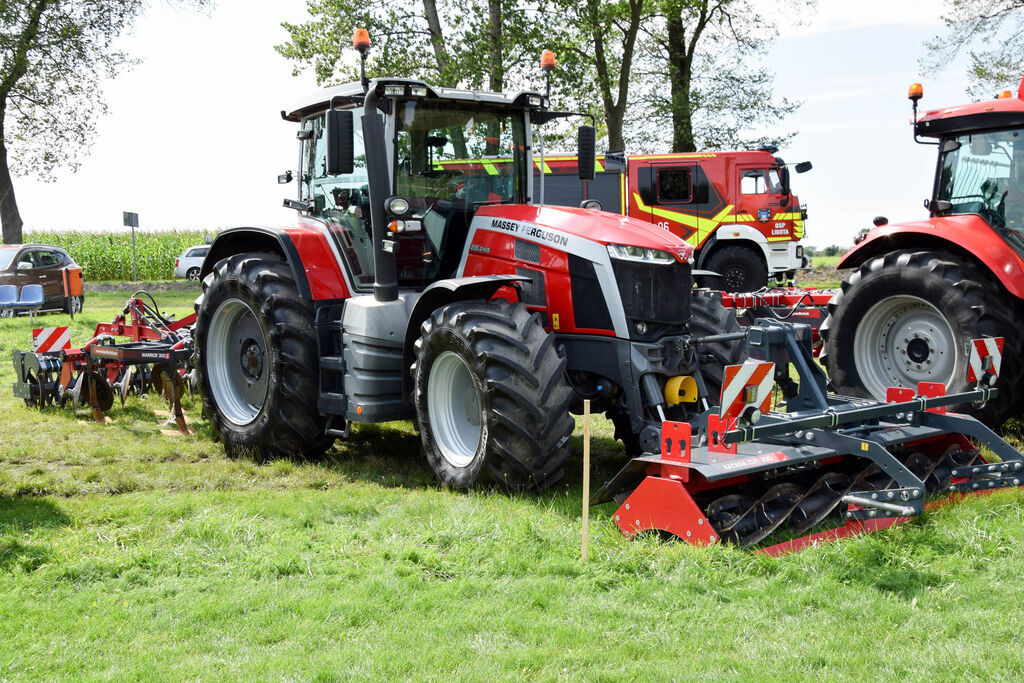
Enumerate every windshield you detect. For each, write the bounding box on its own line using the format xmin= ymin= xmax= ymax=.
xmin=0 ymin=250 xmax=14 ymax=270
xmin=936 ymin=127 xmax=1024 ymax=255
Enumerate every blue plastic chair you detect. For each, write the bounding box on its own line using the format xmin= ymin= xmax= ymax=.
xmin=13 ymin=284 xmax=44 ymax=323
xmin=0 ymin=284 xmax=15 ymax=318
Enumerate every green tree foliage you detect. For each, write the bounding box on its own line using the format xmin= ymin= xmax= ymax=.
xmin=0 ymin=1 xmax=207 ymax=246
xmin=924 ymin=0 xmax=1024 ymax=99
xmin=276 ymin=0 xmax=545 ymax=92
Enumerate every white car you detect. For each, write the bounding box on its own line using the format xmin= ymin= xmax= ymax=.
xmin=174 ymin=245 xmax=209 ymax=281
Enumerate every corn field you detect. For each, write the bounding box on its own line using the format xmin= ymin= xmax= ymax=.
xmin=24 ymin=230 xmax=212 ymax=281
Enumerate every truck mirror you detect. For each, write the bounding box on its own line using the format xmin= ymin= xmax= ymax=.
xmin=577 ymin=126 xmax=596 ymax=181
xmin=326 ymin=110 xmax=355 ymax=175
xmin=779 ymin=167 xmax=791 ymax=196
xmin=795 ymin=161 xmax=812 ymax=173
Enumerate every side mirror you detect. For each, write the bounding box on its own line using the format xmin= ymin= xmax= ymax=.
xmin=794 ymin=161 xmax=812 ymax=174
xmin=17 ymin=261 xmax=31 ymax=270
xmin=326 ymin=110 xmax=355 ymax=176
xmin=577 ymin=126 xmax=596 ymax=181
xmin=779 ymin=167 xmax=791 ymax=196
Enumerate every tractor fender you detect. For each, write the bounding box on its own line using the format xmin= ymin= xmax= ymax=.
xmin=401 ymin=275 xmax=526 ymax=397
xmin=838 ymin=215 xmax=1024 ymax=301
xmin=203 ymin=227 xmax=312 ymax=298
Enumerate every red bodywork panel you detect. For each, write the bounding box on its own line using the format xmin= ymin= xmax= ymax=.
xmin=462 ymin=204 xmax=693 ymax=336
xmin=838 ymin=215 xmax=1024 ymax=300
xmin=283 ymin=221 xmax=351 ymax=300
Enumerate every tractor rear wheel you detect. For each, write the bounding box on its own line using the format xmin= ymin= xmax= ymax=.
xmin=413 ymin=299 xmax=573 ymax=491
xmin=195 ymin=252 xmax=330 ymax=460
xmin=821 ymin=249 xmax=1023 ymax=427
xmin=689 ymin=289 xmax=746 ymax=404
xmin=704 ymin=246 xmax=768 ymax=293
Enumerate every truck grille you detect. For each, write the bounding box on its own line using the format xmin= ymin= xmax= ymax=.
xmin=611 ymin=259 xmax=692 ymax=340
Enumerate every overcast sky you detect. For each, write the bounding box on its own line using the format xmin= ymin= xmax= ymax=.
xmin=11 ymin=0 xmax=992 ymax=247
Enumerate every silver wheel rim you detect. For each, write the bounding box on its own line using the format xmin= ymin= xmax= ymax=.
xmin=206 ymin=298 xmax=269 ymax=425
xmin=854 ymin=294 xmax=958 ymax=399
xmin=188 ymin=269 xmax=200 ymax=281
xmin=71 ymin=297 xmax=82 ymax=314
xmin=427 ymin=351 xmax=483 ymax=468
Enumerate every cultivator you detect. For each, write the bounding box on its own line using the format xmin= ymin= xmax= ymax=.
xmin=594 ymin=319 xmax=1022 ymax=554
xmin=11 ymin=293 xmax=197 ymax=433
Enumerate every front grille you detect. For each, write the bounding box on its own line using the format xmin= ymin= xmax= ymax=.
xmin=611 ymin=259 xmax=692 ymax=340
xmin=516 ymin=267 xmax=547 ymax=306
xmin=514 ymin=238 xmax=541 ymax=263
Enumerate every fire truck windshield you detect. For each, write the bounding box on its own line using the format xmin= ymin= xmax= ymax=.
xmin=936 ymin=128 xmax=1024 ymax=248
xmin=394 ymin=100 xmax=527 ymax=209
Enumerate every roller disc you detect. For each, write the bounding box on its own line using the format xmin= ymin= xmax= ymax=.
xmin=789 ymin=472 xmax=853 ymax=533
xmin=87 ymin=371 xmax=114 ymax=412
xmin=736 ymin=484 xmax=806 ymax=546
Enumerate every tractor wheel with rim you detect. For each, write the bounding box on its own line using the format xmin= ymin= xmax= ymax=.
xmin=412 ymin=299 xmax=574 ymax=491
xmin=821 ymin=249 xmax=1023 ymax=427
xmin=64 ymin=295 xmax=83 ymax=315
xmin=689 ymin=289 xmax=747 ymax=404
xmin=704 ymin=246 xmax=768 ymax=293
xmin=195 ymin=252 xmax=330 ymax=460
xmin=186 ymin=267 xmax=201 ymax=281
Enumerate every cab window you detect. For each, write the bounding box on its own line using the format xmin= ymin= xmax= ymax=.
xmin=35 ymin=251 xmax=59 ymax=267
xmin=656 ymin=168 xmax=692 ymax=203
xmin=741 ymin=169 xmax=770 ymax=194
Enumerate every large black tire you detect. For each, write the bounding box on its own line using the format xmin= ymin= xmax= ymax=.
xmin=689 ymin=289 xmax=747 ymax=404
xmin=704 ymin=246 xmax=768 ymax=293
xmin=821 ymin=249 xmax=1023 ymax=427
xmin=412 ymin=299 xmax=573 ymax=491
xmin=195 ymin=252 xmax=330 ymax=460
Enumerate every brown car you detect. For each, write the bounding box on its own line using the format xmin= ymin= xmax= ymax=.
xmin=0 ymin=244 xmax=85 ymax=314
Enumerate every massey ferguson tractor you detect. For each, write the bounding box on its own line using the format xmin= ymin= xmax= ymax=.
xmin=822 ymin=77 xmax=1024 ymax=428
xmin=193 ymin=35 xmax=1024 ymax=551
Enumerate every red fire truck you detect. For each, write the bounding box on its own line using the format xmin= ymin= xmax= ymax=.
xmin=526 ymin=149 xmax=812 ymax=292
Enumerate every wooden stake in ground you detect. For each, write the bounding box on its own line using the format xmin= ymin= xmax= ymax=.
xmin=582 ymin=399 xmax=591 ymax=563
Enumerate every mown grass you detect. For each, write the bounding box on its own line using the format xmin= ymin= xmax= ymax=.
xmin=1 ymin=290 xmax=1024 ymax=677
xmin=24 ymin=230 xmax=210 ymax=282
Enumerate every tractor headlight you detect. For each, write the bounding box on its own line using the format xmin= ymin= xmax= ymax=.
xmin=581 ymin=199 xmax=602 ymax=211
xmin=385 ymin=196 xmax=411 ymax=216
xmin=606 ymin=244 xmax=675 ymax=264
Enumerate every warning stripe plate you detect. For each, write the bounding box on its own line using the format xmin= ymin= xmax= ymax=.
xmin=967 ymin=337 xmax=1003 ymax=383
xmin=32 ymin=327 xmax=71 ymax=353
xmin=720 ymin=361 xmax=775 ymax=421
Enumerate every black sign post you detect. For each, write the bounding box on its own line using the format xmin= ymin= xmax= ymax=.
xmin=122 ymin=211 xmax=139 ymax=282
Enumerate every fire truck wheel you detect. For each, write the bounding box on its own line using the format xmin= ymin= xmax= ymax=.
xmin=689 ymin=289 xmax=746 ymax=404
xmin=413 ymin=299 xmax=574 ymax=491
xmin=822 ymin=249 xmax=1023 ymax=427
xmin=195 ymin=252 xmax=330 ymax=461
xmin=705 ymin=246 xmax=768 ymax=293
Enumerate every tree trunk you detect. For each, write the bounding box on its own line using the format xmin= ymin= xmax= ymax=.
xmin=488 ymin=0 xmax=504 ymax=93
xmin=667 ymin=14 xmax=695 ymax=152
xmin=587 ymin=0 xmax=644 ymax=152
xmin=422 ymin=0 xmax=452 ymax=82
xmin=0 ymin=114 xmax=23 ymax=244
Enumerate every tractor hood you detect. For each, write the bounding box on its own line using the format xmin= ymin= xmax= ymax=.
xmin=475 ymin=204 xmax=694 ymax=262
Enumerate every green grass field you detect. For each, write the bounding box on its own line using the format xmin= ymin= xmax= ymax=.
xmin=1 ymin=290 xmax=1024 ymax=678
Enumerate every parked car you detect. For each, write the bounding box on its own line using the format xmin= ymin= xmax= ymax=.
xmin=0 ymin=244 xmax=85 ymax=314
xmin=174 ymin=245 xmax=209 ymax=281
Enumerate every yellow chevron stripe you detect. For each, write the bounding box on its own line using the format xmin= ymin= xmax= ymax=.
xmin=632 ymin=192 xmax=733 ymax=246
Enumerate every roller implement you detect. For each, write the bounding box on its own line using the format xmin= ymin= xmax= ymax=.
xmin=594 ymin=320 xmax=1021 ymax=552
xmin=11 ymin=294 xmax=196 ymax=432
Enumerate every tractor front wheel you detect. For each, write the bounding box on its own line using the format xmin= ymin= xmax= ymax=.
xmin=413 ymin=299 xmax=574 ymax=491
xmin=195 ymin=252 xmax=330 ymax=460
xmin=821 ymin=249 xmax=1023 ymax=427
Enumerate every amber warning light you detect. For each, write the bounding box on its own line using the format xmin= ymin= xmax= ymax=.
xmin=908 ymin=82 xmax=923 ymax=102
xmin=541 ymin=50 xmax=556 ymax=72
xmin=353 ymin=28 xmax=371 ymax=52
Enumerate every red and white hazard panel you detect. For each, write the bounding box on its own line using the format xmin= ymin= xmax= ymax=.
xmin=32 ymin=327 xmax=71 ymax=353
xmin=720 ymin=361 xmax=775 ymax=422
xmin=967 ymin=337 xmax=1003 ymax=384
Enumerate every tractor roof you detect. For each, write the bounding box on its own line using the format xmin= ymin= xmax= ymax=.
xmin=916 ymin=75 xmax=1024 ymax=137
xmin=282 ymin=79 xmax=545 ymax=122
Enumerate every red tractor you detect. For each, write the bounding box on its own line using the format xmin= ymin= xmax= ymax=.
xmin=191 ymin=38 xmax=1024 ymax=550
xmin=822 ymin=77 xmax=1024 ymax=427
